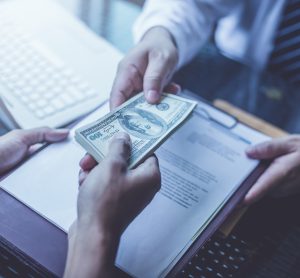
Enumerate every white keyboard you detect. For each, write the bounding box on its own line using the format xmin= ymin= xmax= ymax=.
xmin=0 ymin=21 xmax=98 ymax=120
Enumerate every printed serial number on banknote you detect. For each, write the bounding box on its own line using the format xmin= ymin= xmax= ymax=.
xmin=75 ymin=93 xmax=197 ymax=168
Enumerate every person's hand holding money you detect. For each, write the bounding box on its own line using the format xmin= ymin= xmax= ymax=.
xmin=65 ymin=132 xmax=161 ymax=278
xmin=110 ymin=26 xmax=180 ymax=109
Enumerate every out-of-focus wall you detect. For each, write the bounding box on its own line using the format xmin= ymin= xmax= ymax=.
xmin=54 ymin=0 xmax=143 ymax=52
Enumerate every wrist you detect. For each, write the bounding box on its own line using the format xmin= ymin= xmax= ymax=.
xmin=142 ymin=26 xmax=177 ymax=49
xmin=65 ymin=223 xmax=120 ymax=278
xmin=74 ymin=221 xmax=120 ymax=255
xmin=77 ymin=213 xmax=121 ymax=241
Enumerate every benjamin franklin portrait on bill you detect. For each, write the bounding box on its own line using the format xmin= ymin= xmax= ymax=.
xmin=118 ymin=108 xmax=168 ymax=140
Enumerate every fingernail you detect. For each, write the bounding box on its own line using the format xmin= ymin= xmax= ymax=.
xmin=245 ymin=145 xmax=254 ymax=154
xmin=147 ymin=90 xmax=160 ymax=102
xmin=78 ymin=170 xmax=88 ymax=186
xmin=56 ymin=128 xmax=70 ymax=134
xmin=244 ymin=189 xmax=258 ymax=205
xmin=174 ymin=84 xmax=181 ymax=93
xmin=170 ymin=83 xmax=181 ymax=94
xmin=243 ymin=194 xmax=250 ymax=205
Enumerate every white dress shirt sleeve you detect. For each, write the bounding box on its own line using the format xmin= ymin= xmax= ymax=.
xmin=133 ymin=0 xmax=238 ymax=68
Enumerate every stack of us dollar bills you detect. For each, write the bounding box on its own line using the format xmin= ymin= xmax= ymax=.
xmin=75 ymin=93 xmax=197 ymax=168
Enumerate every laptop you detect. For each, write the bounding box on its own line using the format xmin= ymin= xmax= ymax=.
xmin=0 ymin=0 xmax=122 ymax=129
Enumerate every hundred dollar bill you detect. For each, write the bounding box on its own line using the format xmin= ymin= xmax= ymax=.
xmin=75 ymin=93 xmax=197 ymax=168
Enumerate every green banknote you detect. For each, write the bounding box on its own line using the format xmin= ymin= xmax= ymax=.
xmin=75 ymin=93 xmax=197 ymax=168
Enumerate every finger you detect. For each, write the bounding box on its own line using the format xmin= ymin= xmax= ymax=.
xmin=128 ymin=155 xmax=161 ymax=192
xmin=106 ymin=132 xmax=132 ymax=170
xmin=79 ymin=169 xmax=89 ymax=186
xmin=18 ymin=127 xmax=69 ymax=146
xmin=246 ymin=138 xmax=292 ymax=159
xmin=68 ymin=221 xmax=78 ymax=241
xmin=164 ymin=82 xmax=181 ymax=95
xmin=110 ymin=62 xmax=143 ymax=110
xmin=270 ymin=178 xmax=300 ymax=198
xmin=144 ymin=50 xmax=175 ymax=104
xmin=244 ymin=161 xmax=288 ymax=205
xmin=79 ymin=153 xmax=98 ymax=171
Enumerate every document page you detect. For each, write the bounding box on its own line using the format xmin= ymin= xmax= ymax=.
xmin=116 ymin=106 xmax=267 ymax=277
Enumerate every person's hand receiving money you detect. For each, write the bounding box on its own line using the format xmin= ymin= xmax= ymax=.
xmin=64 ymin=133 xmax=161 ymax=278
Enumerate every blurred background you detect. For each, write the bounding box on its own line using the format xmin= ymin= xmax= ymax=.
xmin=56 ymin=0 xmax=145 ymax=52
xmin=0 ymin=0 xmax=145 ymax=135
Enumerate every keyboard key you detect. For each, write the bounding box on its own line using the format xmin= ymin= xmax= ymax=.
xmin=51 ymin=99 xmax=65 ymax=110
xmin=214 ymin=241 xmax=221 ymax=247
xmin=36 ymin=99 xmax=48 ymax=108
xmin=239 ymin=256 xmax=246 ymax=262
xmin=67 ymin=87 xmax=85 ymax=101
xmin=12 ymin=88 xmax=23 ymax=96
xmin=34 ymin=109 xmax=46 ymax=119
xmin=28 ymin=103 xmax=37 ymax=111
xmin=20 ymin=95 xmax=30 ymax=104
xmin=44 ymin=92 xmax=55 ymax=100
xmin=195 ymin=265 xmax=203 ymax=272
xmin=219 ymin=250 xmax=226 ymax=256
xmin=232 ymin=264 xmax=240 ymax=271
xmin=43 ymin=106 xmax=55 ymax=115
xmin=221 ymin=264 xmax=229 ymax=271
xmin=228 ymin=255 xmax=235 ymax=261
xmin=206 ymin=266 xmax=213 ymax=273
xmin=208 ymin=249 xmax=215 ymax=256
xmin=213 ymin=258 xmax=220 ymax=265
xmin=60 ymin=94 xmax=75 ymax=106
xmin=225 ymin=243 xmax=231 ymax=248
xmin=234 ymin=247 xmax=241 ymax=253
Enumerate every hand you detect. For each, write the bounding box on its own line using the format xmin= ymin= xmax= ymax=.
xmin=77 ymin=132 xmax=161 ymax=236
xmin=244 ymin=135 xmax=300 ymax=204
xmin=0 ymin=127 xmax=69 ymax=175
xmin=64 ymin=133 xmax=161 ymax=278
xmin=110 ymin=26 xmax=179 ymax=109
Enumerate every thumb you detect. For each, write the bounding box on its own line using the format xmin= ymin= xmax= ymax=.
xmin=20 ymin=127 xmax=69 ymax=146
xmin=246 ymin=138 xmax=291 ymax=160
xmin=105 ymin=132 xmax=131 ymax=169
xmin=143 ymin=51 xmax=173 ymax=104
xmin=87 ymin=132 xmax=132 ymax=183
